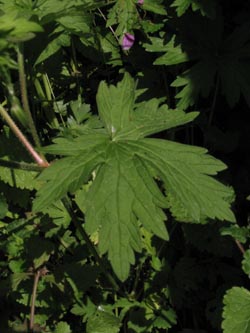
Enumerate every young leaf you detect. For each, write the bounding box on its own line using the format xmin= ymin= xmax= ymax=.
xmin=242 ymin=249 xmax=250 ymax=276
xmin=54 ymin=322 xmax=71 ymax=333
xmin=106 ymin=0 xmax=138 ymax=36
xmin=222 ymin=287 xmax=250 ymax=333
xmin=86 ymin=309 xmax=121 ymax=333
xmin=34 ymin=73 xmax=235 ymax=281
xmin=140 ymin=0 xmax=167 ymax=15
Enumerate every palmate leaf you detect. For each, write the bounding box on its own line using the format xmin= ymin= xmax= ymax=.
xmin=145 ymin=15 xmax=250 ymax=109
xmin=33 ymin=73 xmax=235 ymax=281
xmin=171 ymin=0 xmax=216 ymax=18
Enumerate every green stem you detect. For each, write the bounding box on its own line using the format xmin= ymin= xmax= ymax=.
xmin=17 ymin=43 xmax=41 ymax=148
xmin=0 ymin=104 xmax=49 ymax=167
xmin=0 ymin=159 xmax=44 ymax=172
xmin=61 ymin=196 xmax=121 ymax=293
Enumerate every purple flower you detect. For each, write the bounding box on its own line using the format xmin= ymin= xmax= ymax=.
xmin=138 ymin=0 xmax=144 ymax=4
xmin=122 ymin=33 xmax=135 ymax=51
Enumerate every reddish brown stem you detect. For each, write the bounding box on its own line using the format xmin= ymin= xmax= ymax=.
xmin=235 ymin=240 xmax=245 ymax=255
xmin=30 ymin=267 xmax=49 ymax=331
xmin=0 ymin=104 xmax=49 ymax=167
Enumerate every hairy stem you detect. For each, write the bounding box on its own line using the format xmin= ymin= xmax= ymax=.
xmin=0 ymin=159 xmax=44 ymax=172
xmin=17 ymin=43 xmax=41 ymax=148
xmin=0 ymin=104 xmax=49 ymax=167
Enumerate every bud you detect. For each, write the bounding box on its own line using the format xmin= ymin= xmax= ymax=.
xmin=122 ymin=33 xmax=135 ymax=51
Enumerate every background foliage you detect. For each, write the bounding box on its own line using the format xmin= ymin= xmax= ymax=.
xmin=1 ymin=0 xmax=250 ymax=332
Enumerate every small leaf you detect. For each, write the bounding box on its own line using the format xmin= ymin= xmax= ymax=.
xmin=34 ymin=29 xmax=70 ymax=65
xmin=144 ymin=37 xmax=189 ymax=66
xmin=222 ymin=287 xmax=250 ymax=333
xmin=54 ymin=322 xmax=71 ymax=333
xmin=86 ymin=309 xmax=121 ymax=333
xmin=220 ymin=225 xmax=250 ymax=243
xmin=141 ymin=0 xmax=167 ymax=15
xmin=242 ymin=250 xmax=250 ymax=276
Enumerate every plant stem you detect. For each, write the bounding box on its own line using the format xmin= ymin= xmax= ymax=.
xmin=0 ymin=159 xmax=44 ymax=172
xmin=61 ymin=196 xmax=121 ymax=293
xmin=0 ymin=104 xmax=49 ymax=167
xmin=235 ymin=240 xmax=245 ymax=255
xmin=29 ymin=267 xmax=49 ymax=332
xmin=17 ymin=43 xmax=41 ymax=148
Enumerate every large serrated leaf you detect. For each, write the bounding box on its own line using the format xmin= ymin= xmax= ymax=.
xmin=34 ymin=73 xmax=235 ymax=281
xmin=222 ymin=287 xmax=250 ymax=333
xmin=85 ymin=142 xmax=168 ymax=281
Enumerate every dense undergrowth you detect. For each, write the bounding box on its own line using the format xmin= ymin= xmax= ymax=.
xmin=1 ymin=0 xmax=250 ymax=332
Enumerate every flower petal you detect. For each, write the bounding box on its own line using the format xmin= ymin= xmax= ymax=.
xmin=122 ymin=33 xmax=135 ymax=51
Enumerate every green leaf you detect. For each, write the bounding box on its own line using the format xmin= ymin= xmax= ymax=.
xmin=86 ymin=309 xmax=121 ymax=333
xmin=34 ymin=73 xmax=235 ymax=281
xmin=115 ymin=99 xmax=198 ymax=140
xmin=96 ymin=73 xmax=136 ymax=136
xmin=0 ymin=127 xmax=40 ymax=189
xmin=149 ymin=17 xmax=250 ymax=109
xmin=33 ymin=144 xmax=107 ymax=211
xmin=107 ymin=0 xmax=138 ymax=36
xmin=34 ymin=28 xmax=70 ymax=65
xmin=171 ymin=0 xmax=191 ymax=16
xmin=144 ymin=37 xmax=189 ymax=66
xmin=0 ymin=166 xmax=39 ymax=190
xmin=171 ymin=0 xmax=216 ymax=18
xmin=85 ymin=143 xmax=168 ymax=280
xmin=222 ymin=287 xmax=250 ymax=333
xmin=131 ymin=139 xmax=235 ymax=222
xmin=54 ymin=322 xmax=71 ymax=333
xmin=141 ymin=0 xmax=167 ymax=15
xmin=242 ymin=250 xmax=250 ymax=276
xmin=56 ymin=13 xmax=92 ymax=36
xmin=220 ymin=225 xmax=250 ymax=243
xmin=0 ymin=12 xmax=43 ymax=42
xmin=0 ymin=193 xmax=8 ymax=219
